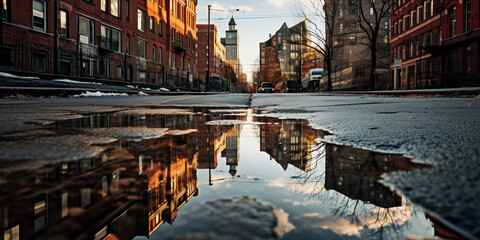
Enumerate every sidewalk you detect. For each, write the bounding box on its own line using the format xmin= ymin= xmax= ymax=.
xmin=0 ymin=71 xmax=213 ymax=97
xmin=333 ymin=87 xmax=480 ymax=97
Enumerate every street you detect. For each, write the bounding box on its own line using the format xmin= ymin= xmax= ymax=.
xmin=0 ymin=93 xmax=479 ymax=239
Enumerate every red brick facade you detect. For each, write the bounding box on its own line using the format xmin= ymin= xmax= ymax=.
xmin=196 ymin=24 xmax=225 ymax=84
xmin=391 ymin=0 xmax=480 ymax=89
xmin=0 ymin=0 xmax=198 ymax=87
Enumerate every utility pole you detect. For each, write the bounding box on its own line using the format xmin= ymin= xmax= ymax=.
xmin=206 ymin=5 xmax=211 ymax=91
xmin=0 ymin=0 xmax=4 ymax=44
xmin=206 ymin=6 xmax=239 ymax=92
xmin=54 ymin=0 xmax=59 ymax=74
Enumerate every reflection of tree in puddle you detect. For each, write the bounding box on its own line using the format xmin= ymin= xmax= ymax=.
xmin=322 ymin=144 xmax=432 ymax=239
xmin=253 ymin=115 xmax=436 ymax=239
xmin=0 ymin=109 xmax=459 ymax=239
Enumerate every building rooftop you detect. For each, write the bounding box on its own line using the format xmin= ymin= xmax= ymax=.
xmin=229 ymin=17 xmax=237 ymax=26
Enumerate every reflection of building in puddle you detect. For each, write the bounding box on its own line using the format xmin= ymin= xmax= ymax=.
xmin=196 ymin=114 xmax=245 ymax=171
xmin=325 ymin=144 xmax=428 ymax=208
xmin=257 ymin=117 xmax=326 ymax=172
xmin=1 ymin=115 xmax=198 ymax=240
xmin=129 ymin=131 xmax=198 ymax=237
xmin=222 ymin=125 xmax=241 ymax=178
xmin=323 ymin=144 xmax=467 ymax=239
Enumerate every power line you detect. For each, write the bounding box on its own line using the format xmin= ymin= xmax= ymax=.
xmin=198 ymin=13 xmax=319 ymax=22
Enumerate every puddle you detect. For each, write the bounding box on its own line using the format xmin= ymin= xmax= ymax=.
xmin=0 ymin=108 xmax=461 ymax=239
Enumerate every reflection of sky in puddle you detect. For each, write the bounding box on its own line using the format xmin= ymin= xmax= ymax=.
xmin=162 ymin=121 xmax=434 ymax=240
xmin=0 ymin=108 xmax=444 ymax=240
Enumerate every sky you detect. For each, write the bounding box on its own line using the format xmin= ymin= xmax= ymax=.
xmin=196 ymin=0 xmax=313 ymax=82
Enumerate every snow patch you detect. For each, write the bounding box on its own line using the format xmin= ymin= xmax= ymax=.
xmin=73 ymin=91 xmax=128 ymax=97
xmin=138 ymin=91 xmax=149 ymax=96
xmin=0 ymin=72 xmax=40 ymax=80
xmin=159 ymin=88 xmax=170 ymax=92
xmin=53 ymin=79 xmax=102 ymax=85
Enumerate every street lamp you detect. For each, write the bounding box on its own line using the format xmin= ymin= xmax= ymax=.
xmin=206 ymin=5 xmax=239 ymax=91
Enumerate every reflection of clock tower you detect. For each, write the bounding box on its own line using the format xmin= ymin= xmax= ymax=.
xmin=225 ymin=17 xmax=239 ymax=77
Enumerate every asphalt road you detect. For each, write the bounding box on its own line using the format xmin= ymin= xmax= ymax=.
xmin=252 ymin=93 xmax=480 ymax=239
xmin=1 ymin=92 xmax=479 ymax=239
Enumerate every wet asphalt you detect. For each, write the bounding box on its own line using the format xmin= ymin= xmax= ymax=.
xmin=0 ymin=92 xmax=479 ymax=239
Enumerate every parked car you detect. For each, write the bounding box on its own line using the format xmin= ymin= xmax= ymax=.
xmin=258 ymin=82 xmax=275 ymax=93
xmin=282 ymin=80 xmax=301 ymax=93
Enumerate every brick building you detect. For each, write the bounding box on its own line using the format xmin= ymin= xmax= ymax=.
xmin=258 ymin=21 xmax=309 ymax=88
xmin=390 ymin=0 xmax=480 ymax=89
xmin=390 ymin=0 xmax=442 ymax=89
xmin=0 ymin=0 xmax=198 ymax=87
xmin=440 ymin=0 xmax=480 ymax=88
xmin=259 ymin=34 xmax=284 ymax=86
xmin=196 ymin=24 xmax=226 ymax=86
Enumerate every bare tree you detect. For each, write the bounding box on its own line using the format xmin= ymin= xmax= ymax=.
xmin=293 ymin=0 xmax=342 ymax=91
xmin=347 ymin=0 xmax=390 ymax=90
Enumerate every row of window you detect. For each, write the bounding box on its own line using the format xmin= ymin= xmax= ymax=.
xmin=392 ymin=0 xmax=433 ymax=37
xmin=29 ymin=1 xmax=193 ymax=44
xmin=392 ymin=0 xmax=473 ymax=39
xmin=392 ymin=27 xmax=441 ymax=61
xmin=28 ymin=2 xmax=195 ymax=62
xmin=448 ymin=1 xmax=472 ymax=39
xmin=138 ymin=8 xmax=195 ymax=52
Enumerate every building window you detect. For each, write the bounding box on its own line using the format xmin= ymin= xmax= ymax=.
xmin=100 ymin=25 xmax=121 ymax=52
xmin=80 ymin=188 xmax=91 ymax=208
xmin=61 ymin=193 xmax=68 ymax=218
xmin=101 ymin=0 xmax=106 ymax=11
xmin=419 ymin=4 xmax=423 ymax=22
xmin=110 ymin=0 xmax=119 ymax=17
xmin=126 ymin=0 xmax=129 ymax=20
xmin=413 ymin=10 xmax=417 ymax=26
xmin=79 ymin=16 xmax=94 ymax=44
xmin=60 ymin=10 xmax=68 ymax=37
xmin=464 ymin=0 xmax=471 ymax=32
xmin=137 ymin=39 xmax=146 ymax=59
xmin=116 ymin=66 xmax=122 ymax=78
xmin=101 ymin=0 xmax=120 ymax=17
xmin=425 ymin=0 xmax=431 ymax=18
xmin=33 ymin=0 xmax=46 ymax=31
xmin=449 ymin=7 xmax=456 ymax=37
xmin=439 ymin=27 xmax=442 ymax=43
xmin=406 ymin=11 xmax=411 ymax=29
xmin=59 ymin=56 xmax=71 ymax=73
xmin=32 ymin=50 xmax=48 ymax=71
xmin=150 ymin=16 xmax=154 ymax=31
xmin=138 ymin=9 xmax=146 ymax=32
xmin=126 ymin=34 xmax=130 ymax=54
xmin=159 ymin=0 xmax=164 ymax=8
xmin=159 ymin=47 xmax=162 ymax=64
xmin=171 ymin=28 xmax=175 ymax=43
xmin=4 ymin=225 xmax=19 ymax=240
xmin=153 ymin=45 xmax=156 ymax=61
xmin=159 ymin=21 xmax=163 ymax=36
xmin=2 ymin=0 xmax=10 ymax=21
xmin=34 ymin=195 xmax=47 ymax=232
